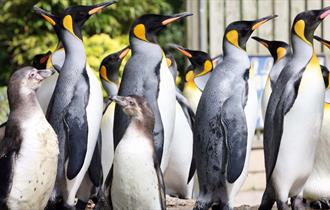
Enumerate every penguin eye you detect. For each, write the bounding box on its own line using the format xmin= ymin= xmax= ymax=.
xmin=129 ymin=101 xmax=135 ymax=106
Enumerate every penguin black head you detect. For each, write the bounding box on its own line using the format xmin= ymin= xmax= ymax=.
xmin=10 ymin=67 xmax=54 ymax=92
xmin=32 ymin=51 xmax=52 ymax=70
xmin=171 ymin=44 xmax=213 ymax=82
xmin=314 ymin=36 xmax=330 ymax=49
xmin=224 ymin=15 xmax=278 ymax=51
xmin=33 ymin=1 xmax=116 ymax=40
xmin=99 ymin=46 xmax=130 ymax=84
xmin=111 ymin=95 xmax=154 ymax=129
xmin=130 ymin=12 xmax=192 ymax=43
xmin=252 ymin=37 xmax=290 ymax=63
xmin=291 ymin=7 xmax=330 ymax=45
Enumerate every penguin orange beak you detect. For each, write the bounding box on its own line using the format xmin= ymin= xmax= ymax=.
xmin=251 ymin=36 xmax=271 ymax=48
xmin=162 ymin=12 xmax=193 ymax=26
xmin=169 ymin=43 xmax=192 ymax=58
xmin=88 ymin=1 xmax=117 ymax=15
xmin=319 ymin=6 xmax=330 ymax=20
xmin=119 ymin=46 xmax=131 ymax=60
xmin=33 ymin=6 xmax=58 ymax=26
xmin=252 ymin=15 xmax=278 ymax=31
xmin=314 ymin=36 xmax=330 ymax=49
xmin=111 ymin=96 xmax=128 ymax=107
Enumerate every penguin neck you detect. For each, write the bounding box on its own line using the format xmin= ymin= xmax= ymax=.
xmin=130 ymin=36 xmax=162 ymax=56
xmin=60 ymin=30 xmax=86 ymax=72
xmin=8 ymin=85 xmax=41 ymax=115
xmin=291 ymin=34 xmax=313 ymax=60
xmin=223 ymin=40 xmax=250 ymax=69
xmin=102 ymin=80 xmax=118 ymax=97
xmin=129 ymin=116 xmax=154 ymax=139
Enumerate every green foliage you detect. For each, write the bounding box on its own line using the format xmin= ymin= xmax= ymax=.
xmin=0 ymin=87 xmax=9 ymax=124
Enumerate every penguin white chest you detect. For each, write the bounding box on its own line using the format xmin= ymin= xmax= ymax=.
xmin=158 ymin=57 xmax=176 ymax=172
xmin=7 ymin=117 xmax=58 ymax=210
xmin=272 ymin=63 xmax=324 ymax=198
xmin=111 ymin=127 xmax=162 ymax=210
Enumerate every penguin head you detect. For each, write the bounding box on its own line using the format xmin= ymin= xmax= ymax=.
xmin=224 ymin=15 xmax=278 ymax=51
xmin=10 ymin=67 xmax=54 ymax=91
xmin=34 ymin=1 xmax=116 ymax=40
xmin=130 ymin=12 xmax=192 ymax=43
xmin=292 ymin=7 xmax=330 ymax=45
xmin=111 ymin=95 xmax=154 ymax=124
xmin=99 ymin=46 xmax=130 ymax=84
xmin=252 ymin=37 xmax=290 ymax=63
xmin=171 ymin=44 xmax=213 ymax=82
xmin=32 ymin=51 xmax=52 ymax=70
xmin=314 ymin=36 xmax=330 ymax=49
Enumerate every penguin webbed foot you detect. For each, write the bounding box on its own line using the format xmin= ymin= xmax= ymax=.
xmin=276 ymin=200 xmax=290 ymax=210
xmin=193 ymin=200 xmax=212 ymax=210
xmin=291 ymin=196 xmax=305 ymax=210
xmin=310 ymin=198 xmax=330 ymax=209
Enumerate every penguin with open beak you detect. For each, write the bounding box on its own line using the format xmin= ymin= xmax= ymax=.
xmin=303 ymin=35 xmax=330 ymax=209
xmin=34 ymin=1 xmax=116 ymax=209
xmin=260 ymin=7 xmax=330 ymax=210
xmin=251 ymin=37 xmax=292 ymax=120
xmin=113 ymin=12 xmax=192 ymax=173
xmin=193 ymin=15 xmax=277 ymax=210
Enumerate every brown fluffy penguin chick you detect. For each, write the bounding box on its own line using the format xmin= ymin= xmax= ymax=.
xmin=108 ymin=95 xmax=166 ymax=210
xmin=0 ymin=67 xmax=58 ymax=210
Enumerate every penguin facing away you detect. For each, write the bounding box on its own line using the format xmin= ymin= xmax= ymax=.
xmin=193 ymin=15 xmax=277 ymax=210
xmin=108 ymin=95 xmax=165 ymax=210
xmin=99 ymin=46 xmax=130 ymax=184
xmin=113 ymin=13 xmax=192 ymax=173
xmin=0 ymin=67 xmax=58 ymax=210
xmin=163 ymin=53 xmax=195 ymax=199
xmin=251 ymin=37 xmax=291 ymax=120
xmin=260 ymin=8 xmax=330 ymax=210
xmin=303 ymin=35 xmax=330 ymax=209
xmin=34 ymin=2 xmax=115 ymax=208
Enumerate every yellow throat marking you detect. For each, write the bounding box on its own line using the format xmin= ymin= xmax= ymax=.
xmin=166 ymin=58 xmax=172 ymax=67
xmin=185 ymin=70 xmax=198 ymax=89
xmin=294 ymin=20 xmax=311 ymax=45
xmin=226 ymin=30 xmax=240 ymax=48
xmin=63 ymin=15 xmax=78 ymax=39
xmin=276 ymin=47 xmax=287 ymax=62
xmin=133 ymin=24 xmax=147 ymax=42
xmin=299 ymin=52 xmax=322 ymax=91
xmin=324 ymin=103 xmax=330 ymax=111
xmin=100 ymin=65 xmax=110 ymax=82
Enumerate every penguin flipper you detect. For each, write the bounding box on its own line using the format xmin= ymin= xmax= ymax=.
xmin=187 ymin=157 xmax=196 ymax=183
xmin=64 ymin=111 xmax=88 ymax=180
xmin=88 ymin=131 xmax=103 ymax=187
xmin=221 ymin=97 xmax=248 ymax=183
xmin=321 ymin=65 xmax=329 ymax=87
xmin=264 ymin=69 xmax=302 ymax=181
xmin=154 ymin=153 xmax=166 ymax=210
xmin=104 ymin=166 xmax=113 ymax=209
xmin=176 ymin=90 xmax=195 ymax=128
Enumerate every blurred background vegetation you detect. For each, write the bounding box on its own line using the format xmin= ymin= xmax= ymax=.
xmin=0 ymin=0 xmax=187 ymax=123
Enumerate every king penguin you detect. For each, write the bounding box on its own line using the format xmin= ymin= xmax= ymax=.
xmin=34 ymin=2 xmax=116 ymax=208
xmin=107 ymin=95 xmax=165 ymax=210
xmin=32 ymin=51 xmax=52 ymax=70
xmin=172 ymin=45 xmax=214 ymax=113
xmin=163 ymin=52 xmax=195 ymax=199
xmin=193 ymin=15 xmax=277 ymax=210
xmin=303 ymin=35 xmax=330 ymax=209
xmin=0 ymin=67 xmax=58 ymax=210
xmin=113 ymin=13 xmax=192 ymax=172
xmin=251 ymin=37 xmax=291 ymax=120
xmin=259 ymin=8 xmax=330 ymax=210
xmin=99 ymin=46 xmax=130 ymax=183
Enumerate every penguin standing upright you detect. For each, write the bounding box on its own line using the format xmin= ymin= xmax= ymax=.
xmin=0 ymin=67 xmax=58 ymax=210
xmin=107 ymin=95 xmax=165 ymax=210
xmin=99 ymin=46 xmax=130 ymax=182
xmin=251 ymin=37 xmax=291 ymax=120
xmin=303 ymin=36 xmax=330 ymax=209
xmin=32 ymin=51 xmax=52 ymax=70
xmin=113 ymin=13 xmax=192 ymax=172
xmin=259 ymin=8 xmax=330 ymax=210
xmin=193 ymin=15 xmax=276 ymax=210
xmin=34 ymin=2 xmax=115 ymax=208
xmin=163 ymin=52 xmax=195 ymax=199
xmin=172 ymin=45 xmax=214 ymax=113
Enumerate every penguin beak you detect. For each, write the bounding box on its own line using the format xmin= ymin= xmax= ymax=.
xmin=314 ymin=36 xmax=330 ymax=49
xmin=33 ymin=6 xmax=58 ymax=26
xmin=319 ymin=6 xmax=330 ymax=20
xmin=169 ymin=43 xmax=192 ymax=58
xmin=88 ymin=1 xmax=117 ymax=15
xmin=162 ymin=12 xmax=193 ymax=26
xmin=252 ymin=15 xmax=278 ymax=31
xmin=111 ymin=96 xmax=128 ymax=107
xmin=251 ymin=36 xmax=270 ymax=48
xmin=118 ymin=46 xmax=131 ymax=60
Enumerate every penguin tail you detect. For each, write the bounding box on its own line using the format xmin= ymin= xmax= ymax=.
xmin=187 ymin=157 xmax=196 ymax=184
xmin=258 ymin=184 xmax=276 ymax=210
